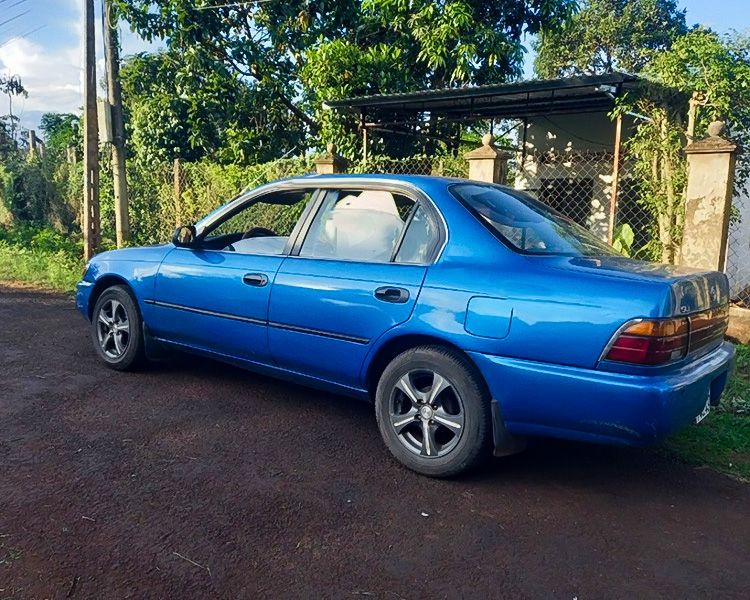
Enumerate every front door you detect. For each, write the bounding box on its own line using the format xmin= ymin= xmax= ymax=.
xmin=268 ymin=187 xmax=443 ymax=388
xmin=148 ymin=188 xmax=317 ymax=363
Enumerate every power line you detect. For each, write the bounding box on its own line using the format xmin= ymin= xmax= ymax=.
xmin=0 ymin=24 xmax=47 ymax=50
xmin=0 ymin=9 xmax=31 ymax=29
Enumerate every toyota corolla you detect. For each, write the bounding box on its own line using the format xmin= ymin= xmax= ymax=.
xmin=76 ymin=175 xmax=735 ymax=477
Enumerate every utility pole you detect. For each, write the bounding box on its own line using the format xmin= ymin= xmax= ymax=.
xmin=83 ymin=0 xmax=100 ymax=261
xmin=104 ymin=0 xmax=129 ymax=246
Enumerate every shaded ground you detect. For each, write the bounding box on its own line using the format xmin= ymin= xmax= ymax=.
xmin=1 ymin=285 xmax=749 ymax=599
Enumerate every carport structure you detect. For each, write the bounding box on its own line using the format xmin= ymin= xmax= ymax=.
xmin=326 ymin=72 xmax=650 ymax=243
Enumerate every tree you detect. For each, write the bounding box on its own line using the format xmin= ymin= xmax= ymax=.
xmin=0 ymin=74 xmax=28 ymax=153
xmin=120 ymin=51 xmax=304 ymax=164
xmin=619 ymin=29 xmax=750 ymax=262
xmin=39 ymin=113 xmax=82 ymax=159
xmin=535 ymin=0 xmax=688 ymax=78
xmin=115 ymin=0 xmax=576 ymax=156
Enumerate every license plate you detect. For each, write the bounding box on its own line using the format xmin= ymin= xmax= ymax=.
xmin=695 ymin=397 xmax=711 ymax=424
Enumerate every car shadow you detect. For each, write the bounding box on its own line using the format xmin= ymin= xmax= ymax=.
xmin=153 ymin=351 xmax=735 ymax=494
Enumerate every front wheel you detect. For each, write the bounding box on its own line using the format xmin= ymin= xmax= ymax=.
xmin=91 ymin=285 xmax=145 ymax=371
xmin=375 ymin=345 xmax=492 ymax=477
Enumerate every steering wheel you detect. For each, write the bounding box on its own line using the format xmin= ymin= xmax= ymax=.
xmin=242 ymin=226 xmax=277 ymax=240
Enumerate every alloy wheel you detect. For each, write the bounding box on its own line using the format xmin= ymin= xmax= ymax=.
xmin=388 ymin=369 xmax=465 ymax=458
xmin=96 ymin=299 xmax=130 ymax=359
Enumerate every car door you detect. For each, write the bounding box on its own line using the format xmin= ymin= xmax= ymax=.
xmin=268 ymin=185 xmax=444 ymax=388
xmin=147 ymin=188 xmax=317 ymax=363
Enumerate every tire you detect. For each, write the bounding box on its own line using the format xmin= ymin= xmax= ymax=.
xmin=90 ymin=285 xmax=145 ymax=371
xmin=375 ymin=345 xmax=492 ymax=477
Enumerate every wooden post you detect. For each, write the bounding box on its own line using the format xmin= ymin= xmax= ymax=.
xmin=361 ymin=110 xmax=368 ymax=164
xmin=28 ymin=130 xmax=37 ymax=157
xmin=173 ymin=158 xmax=183 ymax=226
xmin=104 ymin=0 xmax=129 ymax=246
xmin=82 ymin=0 xmax=100 ymax=261
xmin=607 ymin=113 xmax=623 ymax=245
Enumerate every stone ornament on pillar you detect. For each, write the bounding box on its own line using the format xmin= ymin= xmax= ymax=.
xmin=314 ymin=143 xmax=349 ymax=175
xmin=464 ymin=133 xmax=512 ymax=184
xmin=679 ymin=120 xmax=737 ymax=272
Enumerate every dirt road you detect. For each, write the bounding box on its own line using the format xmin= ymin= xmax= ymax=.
xmin=1 ymin=285 xmax=749 ymax=599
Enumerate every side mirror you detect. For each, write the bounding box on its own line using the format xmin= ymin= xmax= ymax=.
xmin=172 ymin=225 xmax=197 ymax=247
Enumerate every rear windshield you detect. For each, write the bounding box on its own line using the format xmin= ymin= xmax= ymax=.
xmin=450 ymin=183 xmax=619 ymax=257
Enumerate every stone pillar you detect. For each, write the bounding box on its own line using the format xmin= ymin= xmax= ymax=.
xmin=465 ymin=134 xmax=512 ymax=184
xmin=679 ymin=121 xmax=737 ymax=271
xmin=314 ymin=143 xmax=348 ymax=175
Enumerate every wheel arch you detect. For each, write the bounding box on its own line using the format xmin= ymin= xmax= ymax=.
xmin=87 ymin=274 xmax=134 ymax=319
xmin=364 ymin=333 xmax=487 ymax=400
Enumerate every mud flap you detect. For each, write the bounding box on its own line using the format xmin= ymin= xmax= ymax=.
xmin=142 ymin=323 xmax=171 ymax=361
xmin=491 ymin=399 xmax=526 ymax=457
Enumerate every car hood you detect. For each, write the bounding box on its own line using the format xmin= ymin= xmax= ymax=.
xmin=91 ymin=244 xmax=172 ymax=264
xmin=539 ymin=255 xmax=729 ymax=315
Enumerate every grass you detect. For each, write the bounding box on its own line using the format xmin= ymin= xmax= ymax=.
xmin=667 ymin=344 xmax=750 ymax=480
xmin=0 ymin=226 xmax=83 ymax=292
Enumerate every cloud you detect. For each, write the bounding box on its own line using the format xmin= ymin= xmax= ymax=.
xmin=0 ymin=0 xmax=163 ymax=131
xmin=0 ymin=37 xmax=82 ymax=127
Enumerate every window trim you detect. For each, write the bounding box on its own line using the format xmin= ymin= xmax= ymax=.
xmin=190 ymin=177 xmax=448 ymax=264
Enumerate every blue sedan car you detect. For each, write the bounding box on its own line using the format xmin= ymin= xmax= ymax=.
xmin=77 ymin=175 xmax=735 ymax=477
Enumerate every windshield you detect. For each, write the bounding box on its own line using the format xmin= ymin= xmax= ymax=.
xmin=450 ymin=183 xmax=619 ymax=257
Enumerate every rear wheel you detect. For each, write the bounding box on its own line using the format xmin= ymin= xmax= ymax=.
xmin=91 ymin=285 xmax=145 ymax=371
xmin=375 ymin=345 xmax=492 ymax=477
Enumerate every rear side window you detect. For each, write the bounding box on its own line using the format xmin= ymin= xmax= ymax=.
xmin=450 ymin=183 xmax=618 ymax=257
xmin=394 ymin=204 xmax=439 ymax=264
xmin=300 ymin=189 xmax=424 ymax=262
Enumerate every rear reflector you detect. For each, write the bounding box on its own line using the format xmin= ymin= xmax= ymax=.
xmin=603 ymin=306 xmax=729 ymax=366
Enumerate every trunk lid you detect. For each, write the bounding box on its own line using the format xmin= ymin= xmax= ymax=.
xmin=541 ymin=255 xmax=730 ymax=359
xmin=543 ymin=255 xmax=729 ymax=314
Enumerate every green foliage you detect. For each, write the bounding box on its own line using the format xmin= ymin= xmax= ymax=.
xmin=116 ymin=0 xmax=576 ymax=157
xmin=535 ymin=0 xmax=687 ymax=77
xmin=39 ymin=113 xmax=82 ymax=160
xmin=618 ymin=29 xmax=750 ymax=262
xmin=666 ymin=343 xmax=750 ymax=480
xmin=612 ymin=223 xmax=635 ymax=256
xmin=0 ymin=226 xmax=83 ymax=292
xmin=120 ymin=52 xmax=303 ymax=165
xmin=0 ymin=157 xmax=75 ymax=230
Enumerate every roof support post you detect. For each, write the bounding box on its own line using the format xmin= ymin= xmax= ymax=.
xmin=360 ymin=110 xmax=368 ymax=164
xmin=607 ymin=113 xmax=623 ymax=244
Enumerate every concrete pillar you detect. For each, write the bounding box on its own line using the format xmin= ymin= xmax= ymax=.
xmin=314 ymin=143 xmax=348 ymax=175
xmin=465 ymin=133 xmax=512 ymax=184
xmin=679 ymin=121 xmax=737 ymax=271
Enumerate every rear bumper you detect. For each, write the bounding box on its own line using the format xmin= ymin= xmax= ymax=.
xmin=469 ymin=341 xmax=736 ymax=446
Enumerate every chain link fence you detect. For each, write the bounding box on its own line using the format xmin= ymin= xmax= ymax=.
xmin=727 ymin=192 xmax=750 ymax=307
xmin=509 ymin=150 xmax=653 ymax=252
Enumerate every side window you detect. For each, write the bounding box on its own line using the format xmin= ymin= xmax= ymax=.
xmin=395 ymin=204 xmax=439 ymax=263
xmin=203 ymin=189 xmax=315 ymax=255
xmin=299 ymin=189 xmax=416 ymax=262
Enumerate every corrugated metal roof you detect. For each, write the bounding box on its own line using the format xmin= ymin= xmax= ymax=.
xmin=325 ymin=72 xmax=642 ymax=119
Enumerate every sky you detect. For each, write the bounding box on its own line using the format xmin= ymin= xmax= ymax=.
xmin=1 ymin=0 xmax=749 ymax=134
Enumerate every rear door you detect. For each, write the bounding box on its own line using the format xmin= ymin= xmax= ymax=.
xmin=268 ymin=185 xmax=444 ymax=388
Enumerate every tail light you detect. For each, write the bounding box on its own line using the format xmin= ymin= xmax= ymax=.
xmin=602 ymin=306 xmax=729 ymax=366
xmin=603 ymin=318 xmax=689 ymax=365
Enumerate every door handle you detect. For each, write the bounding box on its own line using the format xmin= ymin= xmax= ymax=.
xmin=243 ymin=273 xmax=269 ymax=287
xmin=374 ymin=286 xmax=409 ymax=304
